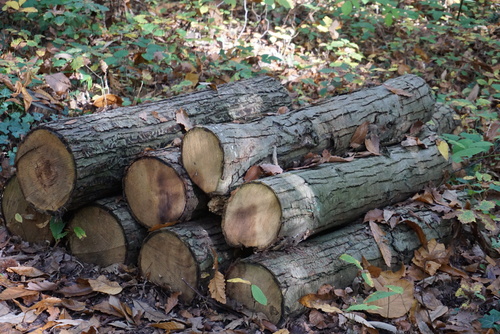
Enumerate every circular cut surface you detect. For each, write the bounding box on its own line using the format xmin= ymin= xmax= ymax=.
xmin=2 ymin=176 xmax=53 ymax=243
xmin=182 ymin=128 xmax=223 ymax=194
xmin=223 ymin=183 xmax=281 ymax=249
xmin=226 ymin=262 xmax=283 ymax=324
xmin=124 ymin=158 xmax=186 ymax=228
xmin=68 ymin=206 xmax=126 ymax=267
xmin=15 ymin=129 xmax=75 ymax=212
xmin=139 ymin=231 xmax=197 ymax=302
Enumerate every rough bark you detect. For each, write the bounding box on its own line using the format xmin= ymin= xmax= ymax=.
xmin=15 ymin=76 xmax=292 ymax=213
xmin=67 ymin=197 xmax=147 ymax=267
xmin=182 ymin=74 xmax=435 ymax=195
xmin=225 ymin=207 xmax=455 ymax=324
xmin=138 ymin=215 xmax=236 ymax=303
xmin=1 ymin=176 xmax=53 ymax=243
xmin=123 ymin=148 xmax=207 ymax=228
xmin=222 ymin=104 xmax=457 ymax=249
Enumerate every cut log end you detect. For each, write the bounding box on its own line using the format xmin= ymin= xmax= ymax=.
xmin=15 ymin=128 xmax=75 ymax=213
xmin=68 ymin=205 xmax=127 ymax=267
xmin=223 ymin=183 xmax=281 ymax=249
xmin=124 ymin=157 xmax=186 ymax=228
xmin=1 ymin=176 xmax=53 ymax=243
xmin=182 ymin=127 xmax=223 ymax=194
xmin=139 ymin=230 xmax=198 ymax=303
xmin=226 ymin=261 xmax=283 ymax=324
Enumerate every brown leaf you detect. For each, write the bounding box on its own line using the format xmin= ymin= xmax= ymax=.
xmin=413 ymin=46 xmax=430 ymax=62
xmin=277 ymin=106 xmax=289 ymax=115
xmin=164 ymin=291 xmax=181 ymax=314
xmin=208 ymin=270 xmax=226 ymax=304
xmin=7 ymin=266 xmax=46 ymax=277
xmin=88 ymin=275 xmax=122 ymax=295
xmin=365 ymin=133 xmax=380 ymax=155
xmin=175 ymin=108 xmax=193 ymax=131
xmin=93 ymin=300 xmax=124 ymax=318
xmin=64 ymin=119 xmax=78 ymax=125
xmin=93 ymin=94 xmax=123 ymax=108
xmin=150 ymin=320 xmax=186 ymax=330
xmin=148 ymin=221 xmax=178 ymax=232
xmin=299 ymin=293 xmax=342 ymax=313
xmin=260 ymin=163 xmax=283 ymax=176
xmin=133 ymin=299 xmax=168 ymax=322
xmin=402 ymin=219 xmax=428 ymax=248
xmin=185 ymin=72 xmax=199 ymax=87
xmin=27 ymin=297 xmax=62 ymax=313
xmin=56 ymin=279 xmax=93 ymax=297
xmin=412 ymin=239 xmax=449 ymax=275
xmin=369 ymin=221 xmax=392 ymax=267
xmin=45 ymin=73 xmax=71 ymax=94
xmin=467 ymin=84 xmax=480 ymax=102
xmin=363 ymin=208 xmax=384 ymax=222
xmin=367 ymin=275 xmax=415 ymax=318
xmin=398 ymin=64 xmax=411 ymax=75
xmin=401 ymin=136 xmax=427 ymax=148
xmin=244 ymin=165 xmax=264 ymax=182
xmin=412 ymin=189 xmax=434 ymax=204
xmin=26 ymin=281 xmax=58 ymax=292
xmin=0 ymin=286 xmax=39 ymax=300
xmin=383 ymin=84 xmax=414 ymax=97
xmin=151 ymin=111 xmax=168 ymax=123
xmin=350 ymin=121 xmax=369 ymax=149
xmin=409 ymin=120 xmax=424 ymax=136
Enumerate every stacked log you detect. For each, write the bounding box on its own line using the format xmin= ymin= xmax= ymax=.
xmin=1 ymin=175 xmax=53 ymax=243
xmin=182 ymin=74 xmax=436 ymax=195
xmin=67 ymin=197 xmax=146 ymax=267
xmin=225 ymin=206 xmax=455 ymax=324
xmin=14 ymin=76 xmax=292 ymax=213
xmin=123 ymin=148 xmax=207 ymax=228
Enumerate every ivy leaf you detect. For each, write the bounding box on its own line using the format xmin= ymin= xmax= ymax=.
xmin=251 ymin=284 xmax=267 ymax=305
xmin=479 ymin=309 xmax=500 ymax=329
xmin=476 ymin=200 xmax=495 ymax=213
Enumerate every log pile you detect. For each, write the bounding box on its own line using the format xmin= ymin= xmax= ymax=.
xmin=2 ymin=74 xmax=460 ymax=325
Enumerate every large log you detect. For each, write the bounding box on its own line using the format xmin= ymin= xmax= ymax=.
xmin=222 ymin=104 xmax=457 ymax=249
xmin=1 ymin=176 xmax=53 ymax=243
xmin=182 ymin=74 xmax=435 ymax=195
xmin=225 ymin=207 xmax=455 ymax=324
xmin=138 ymin=216 xmax=235 ymax=303
xmin=15 ymin=76 xmax=292 ymax=213
xmin=123 ymin=148 xmax=207 ymax=228
xmin=67 ymin=197 xmax=147 ymax=267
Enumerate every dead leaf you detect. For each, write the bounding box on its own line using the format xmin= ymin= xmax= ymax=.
xmin=28 ymin=297 xmax=62 ymax=313
xmin=88 ymin=275 xmax=122 ymax=295
xmin=277 ymin=106 xmax=289 ymax=115
xmin=436 ymin=139 xmax=449 ymax=160
xmin=344 ymin=312 xmax=375 ymax=328
xmin=185 ymin=72 xmax=199 ymax=87
xmin=133 ymin=299 xmax=168 ymax=322
xmin=260 ymin=163 xmax=283 ymax=176
xmin=466 ymin=84 xmax=480 ymax=102
xmin=93 ymin=94 xmax=123 ymax=108
xmin=369 ymin=221 xmax=392 ymax=267
xmin=150 ymin=320 xmax=186 ymax=330
xmin=165 ymin=291 xmax=181 ymax=314
xmin=398 ymin=64 xmax=411 ymax=75
xmin=64 ymin=119 xmax=78 ymax=125
xmin=45 ymin=73 xmax=71 ymax=94
xmin=350 ymin=121 xmax=369 ymax=149
xmin=26 ymin=281 xmax=58 ymax=292
xmin=413 ymin=46 xmax=430 ymax=62
xmin=365 ymin=133 xmax=380 ymax=155
xmin=363 ymin=208 xmax=384 ymax=223
xmin=148 ymin=221 xmax=178 ymax=232
xmin=0 ymin=286 xmax=39 ymax=300
xmin=7 ymin=266 xmax=46 ymax=277
xmin=244 ymin=165 xmax=264 ymax=182
xmin=299 ymin=293 xmax=342 ymax=313
xmin=409 ymin=120 xmax=424 ymax=136
xmin=151 ymin=111 xmax=168 ymax=123
xmin=401 ymin=136 xmax=427 ymax=148
xmin=367 ymin=272 xmax=415 ymax=318
xmin=402 ymin=219 xmax=428 ymax=248
xmin=412 ymin=239 xmax=449 ymax=275
xmin=175 ymin=108 xmax=193 ymax=131
xmin=57 ymin=279 xmax=93 ymax=297
xmin=208 ymin=270 xmax=226 ymax=304
xmin=383 ymin=84 xmax=414 ymax=97
xmin=412 ymin=189 xmax=434 ymax=204
xmin=138 ymin=111 xmax=148 ymax=121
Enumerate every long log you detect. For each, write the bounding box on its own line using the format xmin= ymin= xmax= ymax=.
xmin=182 ymin=74 xmax=435 ymax=195
xmin=222 ymin=104 xmax=457 ymax=249
xmin=123 ymin=148 xmax=207 ymax=228
xmin=1 ymin=176 xmax=53 ymax=243
xmin=15 ymin=76 xmax=292 ymax=213
xmin=225 ymin=207 xmax=455 ymax=324
xmin=138 ymin=216 xmax=235 ymax=303
xmin=67 ymin=197 xmax=147 ymax=267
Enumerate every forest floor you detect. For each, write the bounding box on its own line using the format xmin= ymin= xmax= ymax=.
xmin=0 ymin=0 xmax=499 ymax=333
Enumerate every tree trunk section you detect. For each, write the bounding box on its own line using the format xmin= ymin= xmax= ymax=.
xmin=123 ymin=148 xmax=207 ymax=228
xmin=222 ymin=105 xmax=457 ymax=249
xmin=1 ymin=176 xmax=53 ymax=243
xmin=15 ymin=76 xmax=292 ymax=213
xmin=182 ymin=74 xmax=435 ymax=195
xmin=225 ymin=207 xmax=455 ymax=324
xmin=138 ymin=215 xmax=235 ymax=303
xmin=67 ymin=197 xmax=147 ymax=267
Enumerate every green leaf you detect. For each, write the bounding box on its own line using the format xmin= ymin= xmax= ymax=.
xmin=365 ymin=290 xmax=399 ymax=303
xmin=346 ymin=303 xmax=380 ymax=312
xmin=251 ymin=284 xmax=267 ymax=305
xmin=340 ymin=254 xmax=362 ymax=270
xmin=14 ymin=213 xmax=23 ymax=223
xmin=361 ymin=271 xmax=374 ymax=287
xmin=476 ymin=200 xmax=496 ymax=213
xmin=457 ymin=210 xmax=476 ymax=224
xmin=479 ymin=309 xmax=500 ymax=329
xmin=50 ymin=218 xmax=67 ymax=241
xmin=386 ymin=285 xmax=404 ymax=294
xmin=73 ymin=226 xmax=86 ymax=239
xmin=341 ymin=1 xmax=353 ymax=15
